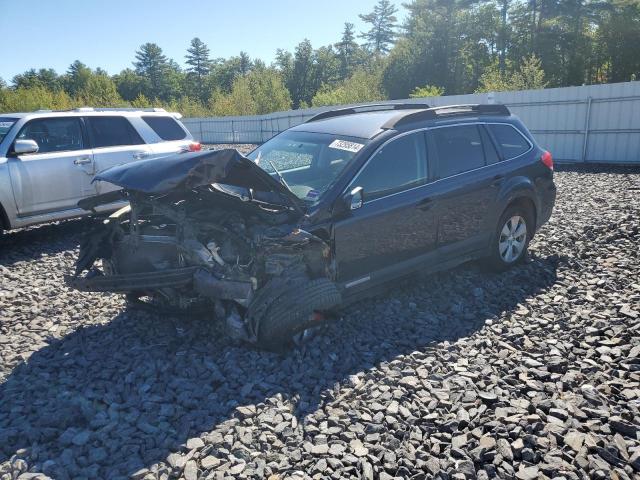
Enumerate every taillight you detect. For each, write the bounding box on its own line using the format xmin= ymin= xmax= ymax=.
xmin=188 ymin=142 xmax=202 ymax=152
xmin=541 ymin=150 xmax=553 ymax=170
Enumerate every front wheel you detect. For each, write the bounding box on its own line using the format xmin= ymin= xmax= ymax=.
xmin=484 ymin=205 xmax=533 ymax=271
xmin=252 ymin=277 xmax=342 ymax=352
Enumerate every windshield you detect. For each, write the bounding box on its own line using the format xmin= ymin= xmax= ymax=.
xmin=247 ymin=131 xmax=368 ymax=203
xmin=0 ymin=117 xmax=18 ymax=144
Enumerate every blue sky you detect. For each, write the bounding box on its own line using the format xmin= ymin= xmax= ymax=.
xmin=1 ymin=0 xmax=405 ymax=83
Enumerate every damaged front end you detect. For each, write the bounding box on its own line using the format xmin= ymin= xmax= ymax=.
xmin=65 ymin=149 xmax=341 ymax=349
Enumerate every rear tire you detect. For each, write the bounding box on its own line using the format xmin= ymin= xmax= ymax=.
xmin=483 ymin=204 xmax=533 ymax=271
xmin=253 ymin=277 xmax=341 ymax=352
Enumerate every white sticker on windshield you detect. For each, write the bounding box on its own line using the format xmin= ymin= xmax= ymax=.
xmin=329 ymin=139 xmax=364 ymax=153
xmin=0 ymin=122 xmax=14 ymax=129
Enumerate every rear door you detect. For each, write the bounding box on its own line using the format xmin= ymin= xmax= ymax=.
xmin=426 ymin=123 xmax=503 ymax=256
xmin=333 ymin=131 xmax=438 ymax=284
xmin=85 ymin=116 xmax=151 ymax=194
xmin=8 ymin=116 xmax=96 ymax=216
xmin=139 ymin=115 xmax=193 ymax=157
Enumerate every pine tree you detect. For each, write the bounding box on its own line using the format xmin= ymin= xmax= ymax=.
xmin=134 ymin=43 xmax=170 ymax=100
xmin=336 ymin=22 xmax=360 ymax=79
xmin=239 ymin=52 xmax=252 ymax=76
xmin=185 ymin=38 xmax=211 ymax=103
xmin=359 ymin=0 xmax=398 ymax=54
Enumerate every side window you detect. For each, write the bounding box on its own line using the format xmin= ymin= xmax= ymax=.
xmin=488 ymin=124 xmax=531 ymax=159
xmin=86 ymin=116 xmax=144 ymax=148
xmin=141 ymin=116 xmax=187 ymax=141
xmin=354 ymin=132 xmax=427 ymax=201
xmin=431 ymin=125 xmax=485 ymax=178
xmin=480 ymin=126 xmax=500 ymax=165
xmin=17 ymin=118 xmax=84 ymax=154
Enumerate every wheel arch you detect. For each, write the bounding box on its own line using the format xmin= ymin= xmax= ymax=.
xmin=497 ymin=177 xmax=540 ymax=235
xmin=504 ymin=196 xmax=537 ymax=234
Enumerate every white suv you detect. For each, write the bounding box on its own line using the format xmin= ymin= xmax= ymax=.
xmin=0 ymin=108 xmax=200 ymax=233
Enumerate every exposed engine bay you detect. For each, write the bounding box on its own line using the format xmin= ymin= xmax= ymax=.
xmin=65 ymin=149 xmax=341 ymax=349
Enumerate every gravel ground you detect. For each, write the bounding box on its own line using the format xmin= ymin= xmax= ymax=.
xmin=0 ymin=164 xmax=639 ymax=480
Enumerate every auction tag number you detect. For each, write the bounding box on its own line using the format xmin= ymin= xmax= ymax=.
xmin=329 ymin=139 xmax=364 ymax=153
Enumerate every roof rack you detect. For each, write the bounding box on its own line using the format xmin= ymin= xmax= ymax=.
xmin=383 ymin=104 xmax=511 ymax=129
xmin=72 ymin=107 xmax=167 ymax=112
xmin=305 ymin=103 xmax=431 ymax=123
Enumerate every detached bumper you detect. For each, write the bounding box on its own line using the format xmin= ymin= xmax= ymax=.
xmin=65 ymin=267 xmax=253 ymax=301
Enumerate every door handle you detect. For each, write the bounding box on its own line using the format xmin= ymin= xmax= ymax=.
xmin=491 ymin=174 xmax=505 ymax=186
xmin=416 ymin=197 xmax=433 ymax=210
xmin=133 ymin=151 xmax=150 ymax=160
xmin=73 ymin=157 xmax=92 ymax=165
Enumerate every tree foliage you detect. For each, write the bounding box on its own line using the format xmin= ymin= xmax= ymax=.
xmin=185 ymin=37 xmax=212 ymax=103
xmin=2 ymin=2 xmax=639 ymax=116
xmin=409 ymin=84 xmax=445 ymax=98
xmin=476 ymin=54 xmax=547 ymax=92
xmin=359 ymin=0 xmax=398 ymax=54
xmin=312 ymin=69 xmax=384 ymax=106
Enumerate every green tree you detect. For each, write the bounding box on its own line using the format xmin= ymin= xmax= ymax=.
xmin=476 ymin=54 xmax=547 ymax=92
xmin=311 ymin=69 xmax=384 ymax=106
xmin=209 ymin=78 xmax=256 ymax=116
xmin=77 ymin=74 xmax=124 ymax=106
xmin=247 ymin=69 xmax=292 ymax=114
xmin=185 ymin=37 xmax=212 ymax=103
xmin=113 ymin=68 xmax=148 ymax=102
xmin=336 ymin=22 xmax=362 ymax=79
xmin=64 ymin=60 xmax=92 ymax=96
xmin=596 ymin=0 xmax=640 ymax=83
xmin=133 ymin=43 xmax=174 ymax=100
xmin=359 ymin=0 xmax=398 ymax=54
xmin=238 ymin=51 xmax=253 ymax=76
xmin=409 ymin=84 xmax=444 ymax=97
xmin=0 ymin=86 xmax=75 ymax=112
xmin=131 ymin=93 xmax=152 ymax=108
xmin=208 ymin=69 xmax=291 ymax=116
xmin=280 ymin=39 xmax=317 ymax=108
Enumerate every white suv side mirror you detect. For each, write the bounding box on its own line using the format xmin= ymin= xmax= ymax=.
xmin=13 ymin=139 xmax=40 ymax=155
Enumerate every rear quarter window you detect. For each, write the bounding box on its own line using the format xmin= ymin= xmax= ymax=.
xmin=141 ymin=116 xmax=187 ymax=141
xmin=488 ymin=124 xmax=531 ymax=159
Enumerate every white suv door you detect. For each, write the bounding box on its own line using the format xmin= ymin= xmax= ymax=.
xmin=85 ymin=116 xmax=155 ymax=194
xmin=8 ymin=117 xmax=96 ymax=216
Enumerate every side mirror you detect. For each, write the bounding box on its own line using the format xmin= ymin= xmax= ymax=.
xmin=348 ymin=186 xmax=364 ymax=210
xmin=13 ymin=139 xmax=39 ymax=155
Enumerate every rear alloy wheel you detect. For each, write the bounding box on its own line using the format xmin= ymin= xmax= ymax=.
xmin=484 ymin=205 xmax=532 ymax=271
xmin=498 ymin=215 xmax=527 ymax=263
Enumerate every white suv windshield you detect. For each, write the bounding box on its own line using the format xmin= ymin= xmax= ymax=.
xmin=0 ymin=117 xmax=18 ymax=143
xmin=246 ymin=131 xmax=368 ymax=202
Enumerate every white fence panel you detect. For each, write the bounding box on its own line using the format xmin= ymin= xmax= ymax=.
xmin=181 ymin=81 xmax=640 ymax=164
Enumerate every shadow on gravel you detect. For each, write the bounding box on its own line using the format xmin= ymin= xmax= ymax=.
xmin=0 ymin=219 xmax=89 ymax=266
xmin=0 ymin=253 xmax=563 ymax=478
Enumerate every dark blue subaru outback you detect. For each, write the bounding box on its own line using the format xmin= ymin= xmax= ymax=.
xmin=68 ymin=103 xmax=556 ymax=350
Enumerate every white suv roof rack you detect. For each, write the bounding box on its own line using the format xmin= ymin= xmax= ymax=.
xmin=72 ymin=107 xmax=167 ymax=113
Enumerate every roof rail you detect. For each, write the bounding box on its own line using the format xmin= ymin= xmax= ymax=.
xmin=383 ymin=104 xmax=511 ymax=129
xmin=305 ymin=103 xmax=431 ymax=123
xmin=72 ymin=107 xmax=167 ymax=113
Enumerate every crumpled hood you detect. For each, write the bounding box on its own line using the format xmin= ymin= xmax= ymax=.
xmin=93 ymin=148 xmax=302 ymax=209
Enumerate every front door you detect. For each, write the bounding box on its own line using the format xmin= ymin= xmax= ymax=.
xmin=9 ymin=117 xmax=96 ymax=216
xmin=333 ymin=131 xmax=438 ymax=285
